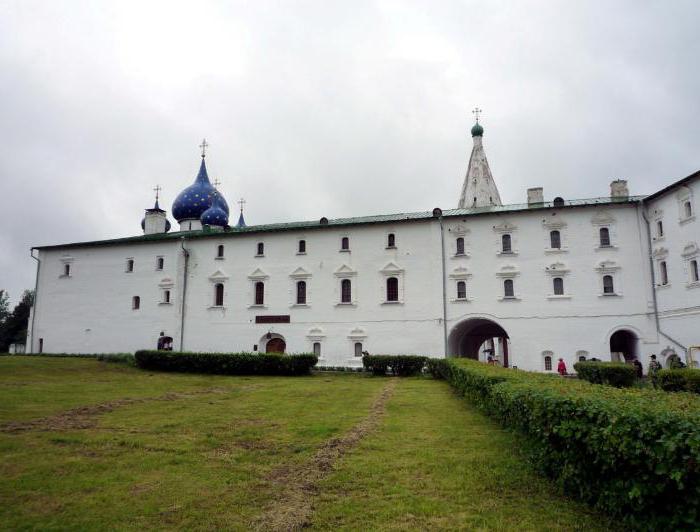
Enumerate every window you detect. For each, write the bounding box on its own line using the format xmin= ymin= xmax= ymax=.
xmin=659 ymin=261 xmax=668 ymax=285
xmin=456 ymin=237 xmax=465 ymax=255
xmin=156 ymin=257 xmax=164 ymax=270
xmin=657 ymin=220 xmax=664 ymax=238
xmin=296 ymin=281 xmax=307 ymax=304
xmin=354 ymin=342 xmax=363 ymax=357
xmin=257 ymin=242 xmax=264 ymax=256
xmin=63 ymin=263 xmax=71 ymax=276
xmin=503 ymin=279 xmax=514 ymax=298
xmin=578 ymin=355 xmax=587 ymax=362
xmin=603 ymin=275 xmax=615 ymax=294
xmin=126 ymin=259 xmax=134 ymax=272
xmin=255 ymin=282 xmax=264 ymax=305
xmin=163 ymin=290 xmax=171 ymax=304
xmin=457 ymin=281 xmax=467 ymax=299
xmin=298 ymin=240 xmax=306 ymax=253
xmin=553 ymin=277 xmax=564 ymax=295
xmin=38 ymin=338 xmax=43 ymax=353
xmin=217 ymin=245 xmax=224 ymax=258
xmin=132 ymin=296 xmax=140 ymax=310
xmin=544 ymin=355 xmax=552 ymax=371
xmin=313 ymin=342 xmax=321 ymax=357
xmin=501 ymin=234 xmax=512 ymax=253
xmin=387 ymin=233 xmax=396 ymax=248
xmin=692 ymin=260 xmax=699 ymax=282
xmin=386 ymin=277 xmax=399 ymax=302
xmin=599 ymin=227 xmax=611 ymax=247
xmin=214 ymin=283 xmax=224 ymax=306
xmin=550 ymin=230 xmax=561 ymax=249
xmin=341 ymin=237 xmax=350 ymax=251
xmin=684 ymin=200 xmax=693 ymax=218
xmin=341 ymin=279 xmax=352 ymax=303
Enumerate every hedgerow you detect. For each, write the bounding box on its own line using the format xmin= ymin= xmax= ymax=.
xmin=15 ymin=353 xmax=135 ymax=364
xmin=573 ymin=360 xmax=637 ymax=387
xmin=134 ymin=350 xmax=318 ymax=376
xmin=657 ymin=368 xmax=700 ymax=394
xmin=431 ymin=358 xmax=700 ymax=530
xmin=361 ymin=355 xmax=427 ymax=376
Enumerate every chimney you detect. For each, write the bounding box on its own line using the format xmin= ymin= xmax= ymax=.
xmin=610 ymin=179 xmax=629 ymax=200
xmin=527 ymin=187 xmax=544 ymax=206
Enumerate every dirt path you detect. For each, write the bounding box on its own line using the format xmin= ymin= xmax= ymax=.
xmin=251 ymin=378 xmax=397 ymax=531
xmin=0 ymin=388 xmax=227 ymax=433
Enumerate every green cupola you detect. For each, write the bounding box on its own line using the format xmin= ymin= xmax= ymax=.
xmin=471 ymin=122 xmax=484 ymax=137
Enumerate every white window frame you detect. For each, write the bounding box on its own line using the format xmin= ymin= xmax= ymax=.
xmin=682 ymin=242 xmax=700 ymax=288
xmin=289 ymin=267 xmax=312 ymax=307
xmin=209 ymin=270 xmax=229 ymax=309
xmin=380 ymin=262 xmax=404 ymax=305
xmin=596 ymin=260 xmax=622 ymax=297
xmin=677 ymin=186 xmax=695 ymax=224
xmin=334 ymin=265 xmax=357 ymax=306
xmin=497 ymin=265 xmax=520 ymax=301
xmin=545 ymin=262 xmax=571 ymax=299
xmin=449 ymin=267 xmax=472 ymax=303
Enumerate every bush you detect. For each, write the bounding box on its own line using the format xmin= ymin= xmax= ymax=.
xmin=17 ymin=353 xmax=134 ymax=364
xmin=574 ymin=360 xmax=637 ymax=387
xmin=134 ymin=350 xmax=318 ymax=376
xmin=658 ymin=368 xmax=700 ymax=394
xmin=432 ymin=358 xmax=700 ymax=530
xmin=361 ymin=355 xmax=427 ymax=376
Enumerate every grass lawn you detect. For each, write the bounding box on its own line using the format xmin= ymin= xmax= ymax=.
xmin=0 ymin=357 xmax=612 ymax=530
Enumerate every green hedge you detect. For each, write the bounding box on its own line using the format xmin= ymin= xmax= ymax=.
xmin=431 ymin=358 xmax=700 ymax=530
xmin=134 ymin=350 xmax=318 ymax=376
xmin=573 ymin=360 xmax=637 ymax=387
xmin=361 ymin=355 xmax=427 ymax=376
xmin=13 ymin=353 xmax=134 ymax=364
xmin=658 ymin=368 xmax=700 ymax=394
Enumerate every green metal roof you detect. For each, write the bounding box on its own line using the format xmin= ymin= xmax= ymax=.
xmin=33 ymin=195 xmax=645 ymax=251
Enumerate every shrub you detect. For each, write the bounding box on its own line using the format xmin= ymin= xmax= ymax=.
xmin=17 ymin=353 xmax=134 ymax=364
xmin=574 ymin=360 xmax=637 ymax=387
xmin=658 ymin=368 xmax=700 ymax=394
xmin=434 ymin=358 xmax=700 ymax=530
xmin=134 ymin=350 xmax=317 ymax=376
xmin=361 ymin=355 xmax=427 ymax=376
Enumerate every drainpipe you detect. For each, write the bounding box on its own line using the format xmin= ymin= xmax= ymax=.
xmin=640 ymin=206 xmax=687 ymax=355
xmin=29 ymin=248 xmax=41 ymax=353
xmin=179 ymin=237 xmax=189 ymax=351
xmin=433 ymin=208 xmax=448 ymax=357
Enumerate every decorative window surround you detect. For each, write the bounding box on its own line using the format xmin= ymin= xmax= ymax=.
xmin=290 ymin=267 xmax=312 ymax=279
xmin=290 ymin=267 xmax=312 ymax=306
xmin=545 ymin=263 xmax=571 ymax=298
xmin=682 ymin=242 xmax=700 ymax=288
xmin=497 ymin=266 xmax=520 ymax=301
xmin=596 ymin=260 xmax=621 ymax=296
xmin=159 ymin=278 xmax=174 ymax=305
xmin=677 ymin=186 xmax=695 ymax=224
xmin=60 ymin=255 xmax=74 ymax=277
xmin=494 ymin=222 xmax=518 ymax=256
xmin=450 ymin=266 xmax=472 ymax=302
xmin=380 ymin=262 xmax=405 ymax=304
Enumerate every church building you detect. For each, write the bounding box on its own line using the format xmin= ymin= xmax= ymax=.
xmin=27 ymin=119 xmax=700 ymax=371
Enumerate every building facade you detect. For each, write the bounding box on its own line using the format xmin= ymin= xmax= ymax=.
xmin=27 ymin=124 xmax=700 ymax=371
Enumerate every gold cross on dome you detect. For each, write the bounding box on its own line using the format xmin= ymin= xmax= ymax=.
xmin=199 ymin=138 xmax=209 ymax=158
xmin=472 ymin=107 xmax=482 ymax=123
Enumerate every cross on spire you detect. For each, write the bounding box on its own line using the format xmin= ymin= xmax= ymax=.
xmin=199 ymin=138 xmax=209 ymax=158
xmin=238 ymin=197 xmax=246 ymax=213
xmin=472 ymin=107 xmax=482 ymax=124
xmin=153 ymin=185 xmax=162 ymax=201
xmin=213 ymin=178 xmax=221 ymax=188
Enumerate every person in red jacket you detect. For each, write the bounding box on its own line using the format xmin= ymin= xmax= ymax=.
xmin=557 ymin=358 xmax=568 ymax=376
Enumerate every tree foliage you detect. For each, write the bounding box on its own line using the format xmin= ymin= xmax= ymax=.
xmin=0 ymin=290 xmax=34 ymax=352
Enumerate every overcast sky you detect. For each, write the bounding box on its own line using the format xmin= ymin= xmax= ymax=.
xmin=1 ymin=0 xmax=699 ymax=305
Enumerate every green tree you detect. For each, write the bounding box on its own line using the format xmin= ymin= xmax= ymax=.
xmin=0 ymin=290 xmax=34 ymax=352
xmin=0 ymin=290 xmax=9 ymax=326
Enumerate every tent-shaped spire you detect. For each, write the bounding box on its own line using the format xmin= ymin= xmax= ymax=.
xmin=458 ymin=110 xmax=502 ymax=209
xmin=236 ymin=197 xmax=247 ymax=228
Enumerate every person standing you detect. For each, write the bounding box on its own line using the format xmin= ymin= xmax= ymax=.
xmin=648 ymin=354 xmax=663 ymax=386
xmin=557 ymin=358 xmax=567 ymax=376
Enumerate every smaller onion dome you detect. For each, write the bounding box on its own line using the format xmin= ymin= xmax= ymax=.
xmin=200 ymin=192 xmax=229 ymax=227
xmin=471 ymin=122 xmax=484 ymax=137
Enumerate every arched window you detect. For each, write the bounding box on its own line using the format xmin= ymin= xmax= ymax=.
xmin=341 ymin=237 xmax=350 ymax=251
xmin=126 ymin=259 xmax=134 ymax=272
xmin=685 ymin=200 xmax=693 ymax=218
xmin=550 ymin=230 xmax=561 ymax=249
xmin=553 ymin=277 xmax=564 ymax=295
xmin=691 ymin=259 xmax=699 ymax=282
xmin=544 ymin=355 xmax=552 ymax=371
xmin=132 ymin=296 xmax=140 ymax=310
xmin=599 ymin=227 xmax=611 ymax=247
xmin=298 ymin=240 xmax=306 ymax=253
xmin=387 ymin=233 xmax=396 ymax=248
xmin=502 ymin=234 xmax=512 ymax=253
xmin=503 ymin=279 xmax=514 ymax=298
xmin=296 ymin=280 xmax=307 ymax=304
xmin=456 ymin=237 xmax=465 ymax=255
xmin=63 ymin=263 xmax=71 ymax=276
xmin=603 ymin=275 xmax=614 ymax=294
xmin=156 ymin=257 xmax=164 ymax=270
xmin=457 ymin=281 xmax=467 ymax=299
xmin=254 ymin=282 xmax=264 ymax=305
xmin=217 ymin=245 xmax=224 ymax=258
xmin=163 ymin=290 xmax=171 ymax=304
xmin=257 ymin=242 xmax=264 ymax=256
xmin=214 ymin=283 xmax=224 ymax=306
xmin=386 ymin=277 xmax=399 ymax=302
xmin=341 ymin=279 xmax=352 ymax=303
xmin=660 ymin=261 xmax=668 ymax=285
xmin=313 ymin=342 xmax=321 ymax=356
xmin=354 ymin=342 xmax=363 ymax=357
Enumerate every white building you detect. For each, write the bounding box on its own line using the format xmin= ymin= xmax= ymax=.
xmin=27 ymin=122 xmax=700 ymax=371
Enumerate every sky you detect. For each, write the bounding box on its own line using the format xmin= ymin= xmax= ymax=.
xmin=1 ymin=0 xmax=699 ymax=305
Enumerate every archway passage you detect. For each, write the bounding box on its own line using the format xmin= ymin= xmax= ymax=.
xmin=266 ymin=338 xmax=286 ymax=354
xmin=448 ymin=318 xmax=510 ymax=367
xmin=610 ymin=329 xmax=638 ymax=361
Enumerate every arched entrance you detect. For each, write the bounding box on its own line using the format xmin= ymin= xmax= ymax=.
xmin=448 ymin=318 xmax=510 ymax=367
xmin=609 ymin=329 xmax=638 ymax=361
xmin=263 ymin=335 xmax=286 ymax=353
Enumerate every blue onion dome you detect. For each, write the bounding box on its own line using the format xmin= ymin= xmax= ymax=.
xmin=172 ymin=158 xmax=230 ymax=222
xmin=200 ymin=192 xmax=229 ymax=226
xmin=471 ymin=122 xmax=484 ymax=137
